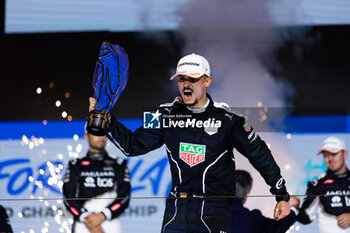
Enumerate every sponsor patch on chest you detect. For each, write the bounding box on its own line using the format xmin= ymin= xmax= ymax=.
xmin=179 ymin=142 xmax=206 ymax=167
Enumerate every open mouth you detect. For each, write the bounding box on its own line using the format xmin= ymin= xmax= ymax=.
xmin=183 ymin=89 xmax=193 ymax=98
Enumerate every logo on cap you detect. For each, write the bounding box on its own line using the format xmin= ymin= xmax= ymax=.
xmin=170 ymin=53 xmax=210 ymax=80
xmin=178 ymin=62 xmax=200 ymax=67
xmin=317 ymin=136 xmax=347 ymax=155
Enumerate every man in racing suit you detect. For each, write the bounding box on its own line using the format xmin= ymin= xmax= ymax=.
xmin=63 ymin=131 xmax=130 ymax=233
xmin=89 ymin=53 xmax=290 ymax=233
xmin=230 ymin=170 xmax=296 ymax=233
xmin=290 ymin=136 xmax=350 ymax=233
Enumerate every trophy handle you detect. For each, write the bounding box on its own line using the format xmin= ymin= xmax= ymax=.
xmin=86 ymin=110 xmax=111 ymax=136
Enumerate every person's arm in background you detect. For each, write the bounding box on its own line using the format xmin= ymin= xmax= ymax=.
xmin=293 ymin=180 xmax=320 ymax=224
xmin=290 ymin=181 xmax=350 ymax=228
xmin=250 ymin=208 xmax=296 ymax=233
xmin=102 ymin=158 xmax=131 ymax=220
xmin=63 ymin=159 xmax=90 ymax=222
xmin=84 ymin=158 xmax=131 ymax=231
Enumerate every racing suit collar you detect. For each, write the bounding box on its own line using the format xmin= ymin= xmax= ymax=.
xmin=186 ymin=98 xmax=210 ymax=113
xmin=87 ymin=151 xmax=107 ymax=160
xmin=181 ymin=94 xmax=214 ymax=119
xmin=326 ymin=168 xmax=350 ymax=178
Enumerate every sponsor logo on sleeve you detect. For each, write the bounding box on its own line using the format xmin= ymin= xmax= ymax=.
xmin=275 ymin=178 xmax=284 ymax=190
xmin=70 ymin=207 xmax=80 ymax=216
xmin=243 ymin=122 xmax=251 ymax=132
xmin=111 ymin=203 xmax=121 ymax=211
xmin=310 ymin=179 xmax=318 ymax=186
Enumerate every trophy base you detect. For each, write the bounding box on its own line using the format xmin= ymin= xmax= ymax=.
xmin=86 ymin=111 xmax=110 ymax=136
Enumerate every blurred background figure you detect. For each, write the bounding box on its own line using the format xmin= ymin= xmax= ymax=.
xmin=290 ymin=136 xmax=350 ymax=233
xmin=0 ymin=205 xmax=13 ymax=233
xmin=63 ymin=130 xmax=131 ymax=233
xmin=230 ymin=170 xmax=296 ymax=233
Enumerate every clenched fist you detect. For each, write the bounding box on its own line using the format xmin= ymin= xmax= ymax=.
xmin=274 ymin=201 xmax=290 ymax=221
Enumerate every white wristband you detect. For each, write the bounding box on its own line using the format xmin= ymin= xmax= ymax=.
xmin=79 ymin=212 xmax=90 ymax=222
xmin=102 ymin=208 xmax=112 ymax=220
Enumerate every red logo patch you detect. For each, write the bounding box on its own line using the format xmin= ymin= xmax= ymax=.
xmin=70 ymin=207 xmax=80 ymax=216
xmin=111 ymin=203 xmax=121 ymax=211
xmin=81 ymin=161 xmax=91 ymax=166
xmin=323 ymin=179 xmax=335 ymax=184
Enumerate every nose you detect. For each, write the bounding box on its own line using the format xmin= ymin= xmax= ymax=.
xmin=183 ymin=79 xmax=191 ymax=85
xmin=183 ymin=82 xmax=191 ymax=89
xmin=184 ymin=83 xmax=191 ymax=88
xmin=326 ymin=156 xmax=334 ymax=163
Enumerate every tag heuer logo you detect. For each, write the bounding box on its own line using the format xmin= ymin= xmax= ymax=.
xmin=179 ymin=142 xmax=206 ymax=167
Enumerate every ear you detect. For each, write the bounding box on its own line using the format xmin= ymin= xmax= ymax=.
xmin=204 ymin=77 xmax=212 ymax=88
xmin=344 ymin=150 xmax=348 ymax=159
xmin=84 ymin=133 xmax=89 ymax=141
xmin=242 ymin=192 xmax=249 ymax=204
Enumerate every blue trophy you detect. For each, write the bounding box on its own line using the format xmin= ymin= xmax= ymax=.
xmin=86 ymin=41 xmax=129 ymax=136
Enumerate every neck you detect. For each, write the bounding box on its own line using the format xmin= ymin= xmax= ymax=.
xmin=89 ymin=148 xmax=105 ymax=153
xmin=194 ymin=95 xmax=208 ymax=109
xmin=88 ymin=150 xmax=106 ymax=160
xmin=334 ymin=166 xmax=347 ymax=175
xmin=187 ymin=98 xmax=210 ymax=113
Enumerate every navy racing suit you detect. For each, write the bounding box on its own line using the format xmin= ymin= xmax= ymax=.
xmin=63 ymin=152 xmax=130 ymax=232
xmin=296 ymin=169 xmax=350 ymax=233
xmin=107 ymin=94 xmax=289 ymax=233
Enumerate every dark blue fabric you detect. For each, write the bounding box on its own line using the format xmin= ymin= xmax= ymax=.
xmin=230 ymin=200 xmax=296 ymax=233
xmin=93 ymin=42 xmax=129 ymax=112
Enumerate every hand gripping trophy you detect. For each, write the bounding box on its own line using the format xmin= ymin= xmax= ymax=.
xmin=86 ymin=41 xmax=129 ymax=135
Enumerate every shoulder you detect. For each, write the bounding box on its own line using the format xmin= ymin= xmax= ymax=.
xmin=212 ymin=101 xmax=245 ymax=123
xmin=232 ymin=200 xmax=250 ymax=213
xmin=213 ymin=101 xmax=231 ymax=112
xmin=308 ymin=173 xmax=327 ymax=187
xmin=213 ymin=101 xmax=243 ymax=117
xmin=68 ymin=157 xmax=84 ymax=166
xmin=158 ymin=97 xmax=184 ymax=114
xmin=233 ymin=206 xmax=263 ymax=221
xmin=107 ymin=154 xmax=127 ymax=166
xmin=116 ymin=156 xmax=127 ymax=166
xmin=159 ymin=97 xmax=182 ymax=108
xmin=250 ymin=209 xmax=265 ymax=219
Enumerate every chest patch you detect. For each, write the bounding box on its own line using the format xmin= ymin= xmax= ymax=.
xmin=179 ymin=142 xmax=206 ymax=167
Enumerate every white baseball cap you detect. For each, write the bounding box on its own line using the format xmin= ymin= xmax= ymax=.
xmin=317 ymin=136 xmax=347 ymax=155
xmin=169 ymin=53 xmax=210 ymax=80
